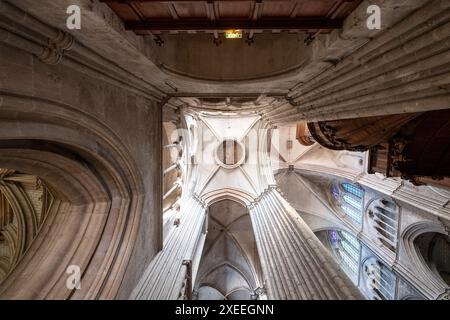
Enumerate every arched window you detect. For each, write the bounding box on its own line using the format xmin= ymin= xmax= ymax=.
xmin=342 ymin=182 xmax=365 ymax=198
xmin=362 ymin=257 xmax=396 ymax=300
xmin=331 ymin=182 xmax=365 ymax=224
xmin=328 ymin=230 xmax=361 ymax=284
xmin=367 ymin=199 xmax=398 ymax=252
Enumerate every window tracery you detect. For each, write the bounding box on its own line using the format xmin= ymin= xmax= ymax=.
xmin=328 ymin=230 xmax=361 ymax=284
xmin=331 ymin=182 xmax=365 ymax=224
xmin=367 ymin=198 xmax=399 ymax=252
xmin=362 ymin=257 xmax=396 ymax=300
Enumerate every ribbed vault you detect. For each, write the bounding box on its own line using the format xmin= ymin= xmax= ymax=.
xmin=194 ymin=199 xmax=263 ymax=300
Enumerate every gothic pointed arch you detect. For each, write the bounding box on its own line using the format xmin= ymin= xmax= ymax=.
xmin=400 ymin=221 xmax=449 ymax=299
xmin=0 ymin=93 xmax=154 ymax=299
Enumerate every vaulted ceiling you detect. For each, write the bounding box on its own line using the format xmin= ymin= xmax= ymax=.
xmin=194 ymin=199 xmax=262 ymax=300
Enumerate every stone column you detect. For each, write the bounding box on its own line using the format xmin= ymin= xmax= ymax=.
xmin=131 ymin=195 xmax=207 ymax=300
xmin=248 ymin=187 xmax=363 ymax=299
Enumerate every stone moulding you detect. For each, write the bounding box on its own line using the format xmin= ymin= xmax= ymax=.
xmin=0 ymin=1 xmax=164 ymax=102
xmin=397 ymin=221 xmax=449 ymax=300
xmin=0 ymin=92 xmax=145 ymax=299
xmin=37 ymin=31 xmax=74 ymax=65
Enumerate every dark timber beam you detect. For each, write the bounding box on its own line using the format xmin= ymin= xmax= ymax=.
xmin=100 ymin=0 xmax=312 ymax=3
xmin=125 ymin=18 xmax=344 ymax=31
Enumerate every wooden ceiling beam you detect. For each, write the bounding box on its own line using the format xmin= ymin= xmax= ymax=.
xmin=100 ymin=0 xmax=307 ymax=3
xmin=125 ymin=17 xmax=343 ymax=31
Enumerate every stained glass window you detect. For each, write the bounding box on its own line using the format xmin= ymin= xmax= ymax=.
xmin=340 ymin=183 xmax=364 ymax=224
xmin=331 ymin=185 xmax=340 ymax=200
xmin=342 ymin=182 xmax=364 ymax=198
xmin=328 ymin=230 xmax=361 ymax=284
xmin=329 ymin=230 xmax=339 ymax=245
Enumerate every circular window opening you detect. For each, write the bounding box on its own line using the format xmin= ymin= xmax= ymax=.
xmin=215 ymin=139 xmax=245 ymax=169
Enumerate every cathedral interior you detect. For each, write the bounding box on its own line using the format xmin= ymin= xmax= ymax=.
xmin=0 ymin=0 xmax=449 ymax=301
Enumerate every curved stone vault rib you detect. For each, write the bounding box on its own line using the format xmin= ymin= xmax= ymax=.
xmin=0 ymin=169 xmax=55 ymax=283
xmin=0 ymin=91 xmax=157 ymax=300
xmin=194 ymin=199 xmax=262 ymax=300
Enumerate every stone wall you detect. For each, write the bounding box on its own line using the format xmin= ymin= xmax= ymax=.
xmin=0 ymin=20 xmax=162 ymax=298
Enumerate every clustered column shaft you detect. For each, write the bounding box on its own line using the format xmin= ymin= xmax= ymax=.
xmin=249 ymin=187 xmax=363 ymax=300
xmin=131 ymin=196 xmax=206 ymax=300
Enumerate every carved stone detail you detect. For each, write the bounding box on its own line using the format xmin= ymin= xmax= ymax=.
xmin=37 ymin=31 xmax=74 ymax=65
xmin=437 ymin=289 xmax=450 ymax=300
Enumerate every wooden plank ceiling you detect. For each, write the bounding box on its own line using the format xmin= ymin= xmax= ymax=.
xmin=100 ymin=0 xmax=362 ymax=35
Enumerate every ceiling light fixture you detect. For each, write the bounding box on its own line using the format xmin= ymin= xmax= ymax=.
xmin=224 ymin=29 xmax=242 ymax=39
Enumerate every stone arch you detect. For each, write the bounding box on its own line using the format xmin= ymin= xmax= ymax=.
xmin=400 ymin=221 xmax=449 ymax=299
xmin=196 ymin=261 xmax=254 ymax=291
xmin=201 ymin=188 xmax=255 ymax=207
xmin=193 ymin=196 xmax=263 ymax=300
xmin=0 ymin=171 xmax=56 ymax=282
xmin=195 ymin=285 xmax=225 ymax=300
xmin=225 ymin=286 xmax=254 ymax=300
xmin=0 ymin=94 xmax=146 ymax=299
